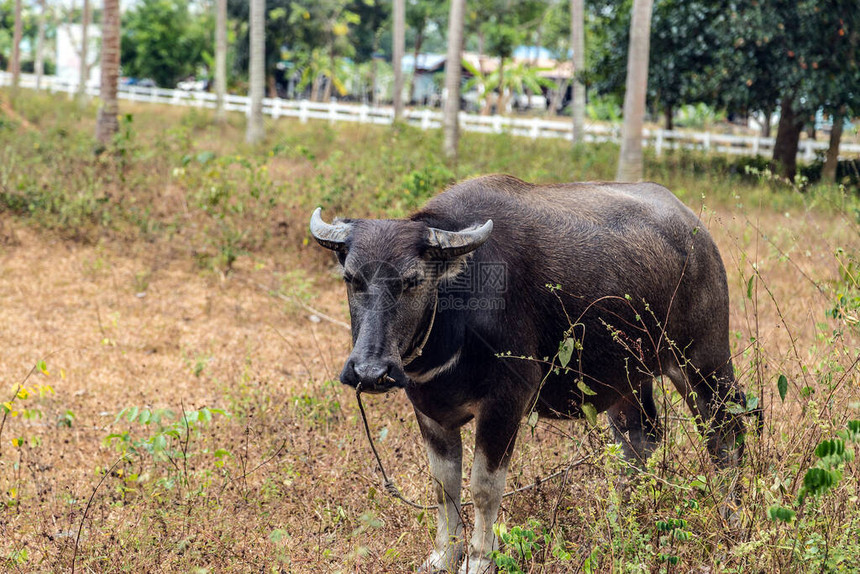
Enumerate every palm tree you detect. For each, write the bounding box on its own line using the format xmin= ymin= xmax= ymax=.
xmin=8 ymin=0 xmax=23 ymax=90
xmin=215 ymin=0 xmax=228 ymax=121
xmin=443 ymin=0 xmax=465 ymax=161
xmin=570 ymin=0 xmax=585 ymax=144
xmin=296 ymin=49 xmax=348 ymax=102
xmin=96 ymin=0 xmax=120 ymax=146
xmin=36 ymin=0 xmax=48 ymax=90
xmin=78 ymin=0 xmax=91 ymax=107
xmin=392 ymin=0 xmax=405 ymax=120
xmin=246 ymin=0 xmax=265 ymax=144
xmin=462 ymin=60 xmax=555 ymax=115
xmin=616 ymin=0 xmax=654 ymax=182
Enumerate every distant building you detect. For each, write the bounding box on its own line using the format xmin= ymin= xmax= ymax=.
xmin=402 ymin=49 xmax=574 ymax=111
xmin=56 ymin=24 xmax=101 ymax=86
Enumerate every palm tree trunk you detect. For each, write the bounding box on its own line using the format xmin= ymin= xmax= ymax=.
xmin=548 ymin=78 xmax=569 ymax=117
xmin=371 ymin=33 xmax=380 ymax=107
xmin=35 ymin=0 xmax=47 ymax=90
xmin=663 ymin=103 xmax=673 ymax=130
xmin=246 ymin=0 xmax=266 ymax=144
xmin=96 ymin=0 xmax=120 ymax=147
xmin=78 ymin=0 xmax=91 ymax=107
xmin=497 ymin=57 xmax=505 ymax=114
xmin=822 ymin=111 xmax=844 ymax=183
xmin=215 ymin=0 xmax=227 ymax=121
xmin=311 ymin=77 xmax=320 ymax=102
xmin=616 ymin=0 xmax=654 ymax=182
xmin=443 ymin=0 xmax=465 ymax=161
xmin=570 ymin=0 xmax=585 ymax=144
xmin=408 ymin=30 xmax=424 ymax=104
xmin=9 ymin=0 xmax=23 ymax=91
xmin=392 ymin=0 xmax=405 ymax=120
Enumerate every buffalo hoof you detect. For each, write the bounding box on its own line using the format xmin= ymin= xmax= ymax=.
xmin=458 ymin=554 xmax=495 ymax=574
xmin=418 ymin=544 xmax=464 ymax=573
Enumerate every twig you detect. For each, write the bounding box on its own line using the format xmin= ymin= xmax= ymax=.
xmin=0 ymin=364 xmax=41 ymax=458
xmin=242 ymin=438 xmax=288 ymax=478
xmin=71 ymin=455 xmax=128 ymax=574
xmin=253 ymin=280 xmax=350 ymax=330
xmin=180 ymin=399 xmax=190 ymax=488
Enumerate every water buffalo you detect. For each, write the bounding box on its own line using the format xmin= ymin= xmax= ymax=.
xmin=310 ymin=174 xmax=751 ymax=573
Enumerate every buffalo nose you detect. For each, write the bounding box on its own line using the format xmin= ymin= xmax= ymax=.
xmin=353 ymin=362 xmax=389 ymax=384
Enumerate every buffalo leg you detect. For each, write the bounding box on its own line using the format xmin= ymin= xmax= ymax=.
xmin=416 ymin=411 xmax=465 ymax=573
xmin=665 ymin=360 xmax=746 ymax=467
xmin=607 ymin=380 xmax=662 ymax=466
xmin=460 ymin=410 xmax=519 ymax=574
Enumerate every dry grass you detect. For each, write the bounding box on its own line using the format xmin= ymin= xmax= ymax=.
xmin=0 ymin=92 xmax=858 ymax=573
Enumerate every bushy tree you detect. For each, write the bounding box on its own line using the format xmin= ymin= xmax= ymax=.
xmin=714 ymin=0 xmax=859 ymax=179
xmin=121 ymin=0 xmax=212 ymax=87
xmin=228 ymin=0 xmax=370 ymax=97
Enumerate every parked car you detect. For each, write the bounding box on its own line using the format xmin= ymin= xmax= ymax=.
xmin=122 ymin=77 xmax=157 ymax=88
xmin=177 ymin=77 xmax=209 ymax=92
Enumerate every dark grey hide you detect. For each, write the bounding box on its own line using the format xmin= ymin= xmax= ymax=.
xmin=310 ymin=175 xmax=751 ymax=574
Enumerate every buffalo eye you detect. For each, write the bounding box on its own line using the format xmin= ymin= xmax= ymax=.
xmin=402 ymin=274 xmax=423 ymax=291
xmin=343 ymin=273 xmax=366 ymax=291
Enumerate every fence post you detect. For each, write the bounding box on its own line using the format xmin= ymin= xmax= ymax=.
xmin=493 ymin=115 xmax=503 ymax=134
xmin=752 ymin=136 xmax=760 ymax=156
xmin=328 ymin=102 xmax=337 ymax=124
xmin=421 ymin=108 xmax=432 ymax=130
xmin=530 ymin=118 xmax=539 ymax=139
xmin=299 ymin=100 xmax=309 ymax=123
xmin=655 ymin=129 xmax=664 ymax=157
xmin=703 ymin=131 xmax=711 ymax=152
xmin=273 ymin=98 xmax=281 ymax=119
xmin=803 ymin=140 xmax=815 ymax=162
xmin=359 ymin=104 xmax=369 ymax=124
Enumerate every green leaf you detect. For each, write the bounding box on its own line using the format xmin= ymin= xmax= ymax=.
xmin=527 ymin=410 xmax=539 ymax=429
xmin=777 ymin=374 xmax=788 ymax=403
xmin=582 ymin=402 xmax=597 ymax=426
xmin=126 ymin=406 xmax=140 ymax=423
xmin=559 ymin=337 xmax=575 ymax=368
xmin=199 ymin=407 xmax=212 ymax=423
xmin=577 ymin=379 xmax=597 ymax=396
xmin=746 ymin=275 xmax=755 ymax=299
xmin=767 ymin=504 xmax=796 ymax=523
xmin=746 ymin=395 xmax=759 ymax=411
xmin=152 ymin=433 xmax=167 ymax=452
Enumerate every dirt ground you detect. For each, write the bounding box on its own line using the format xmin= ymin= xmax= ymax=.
xmin=0 ymin=199 xmax=857 ymax=572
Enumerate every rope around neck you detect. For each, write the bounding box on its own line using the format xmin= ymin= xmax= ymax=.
xmin=401 ymin=291 xmax=439 ymax=368
xmin=355 ymin=385 xmax=592 ymax=510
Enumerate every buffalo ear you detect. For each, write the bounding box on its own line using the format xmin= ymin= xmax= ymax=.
xmin=309 ymin=207 xmax=352 ymax=251
xmin=424 ymin=220 xmax=493 ymax=260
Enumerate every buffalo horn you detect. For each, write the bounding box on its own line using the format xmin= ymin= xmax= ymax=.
xmin=310 ymin=207 xmax=352 ymax=250
xmin=426 ymin=220 xmax=494 ymax=258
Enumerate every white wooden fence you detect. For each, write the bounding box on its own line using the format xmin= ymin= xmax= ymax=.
xmin=3 ymin=71 xmax=858 ymax=160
